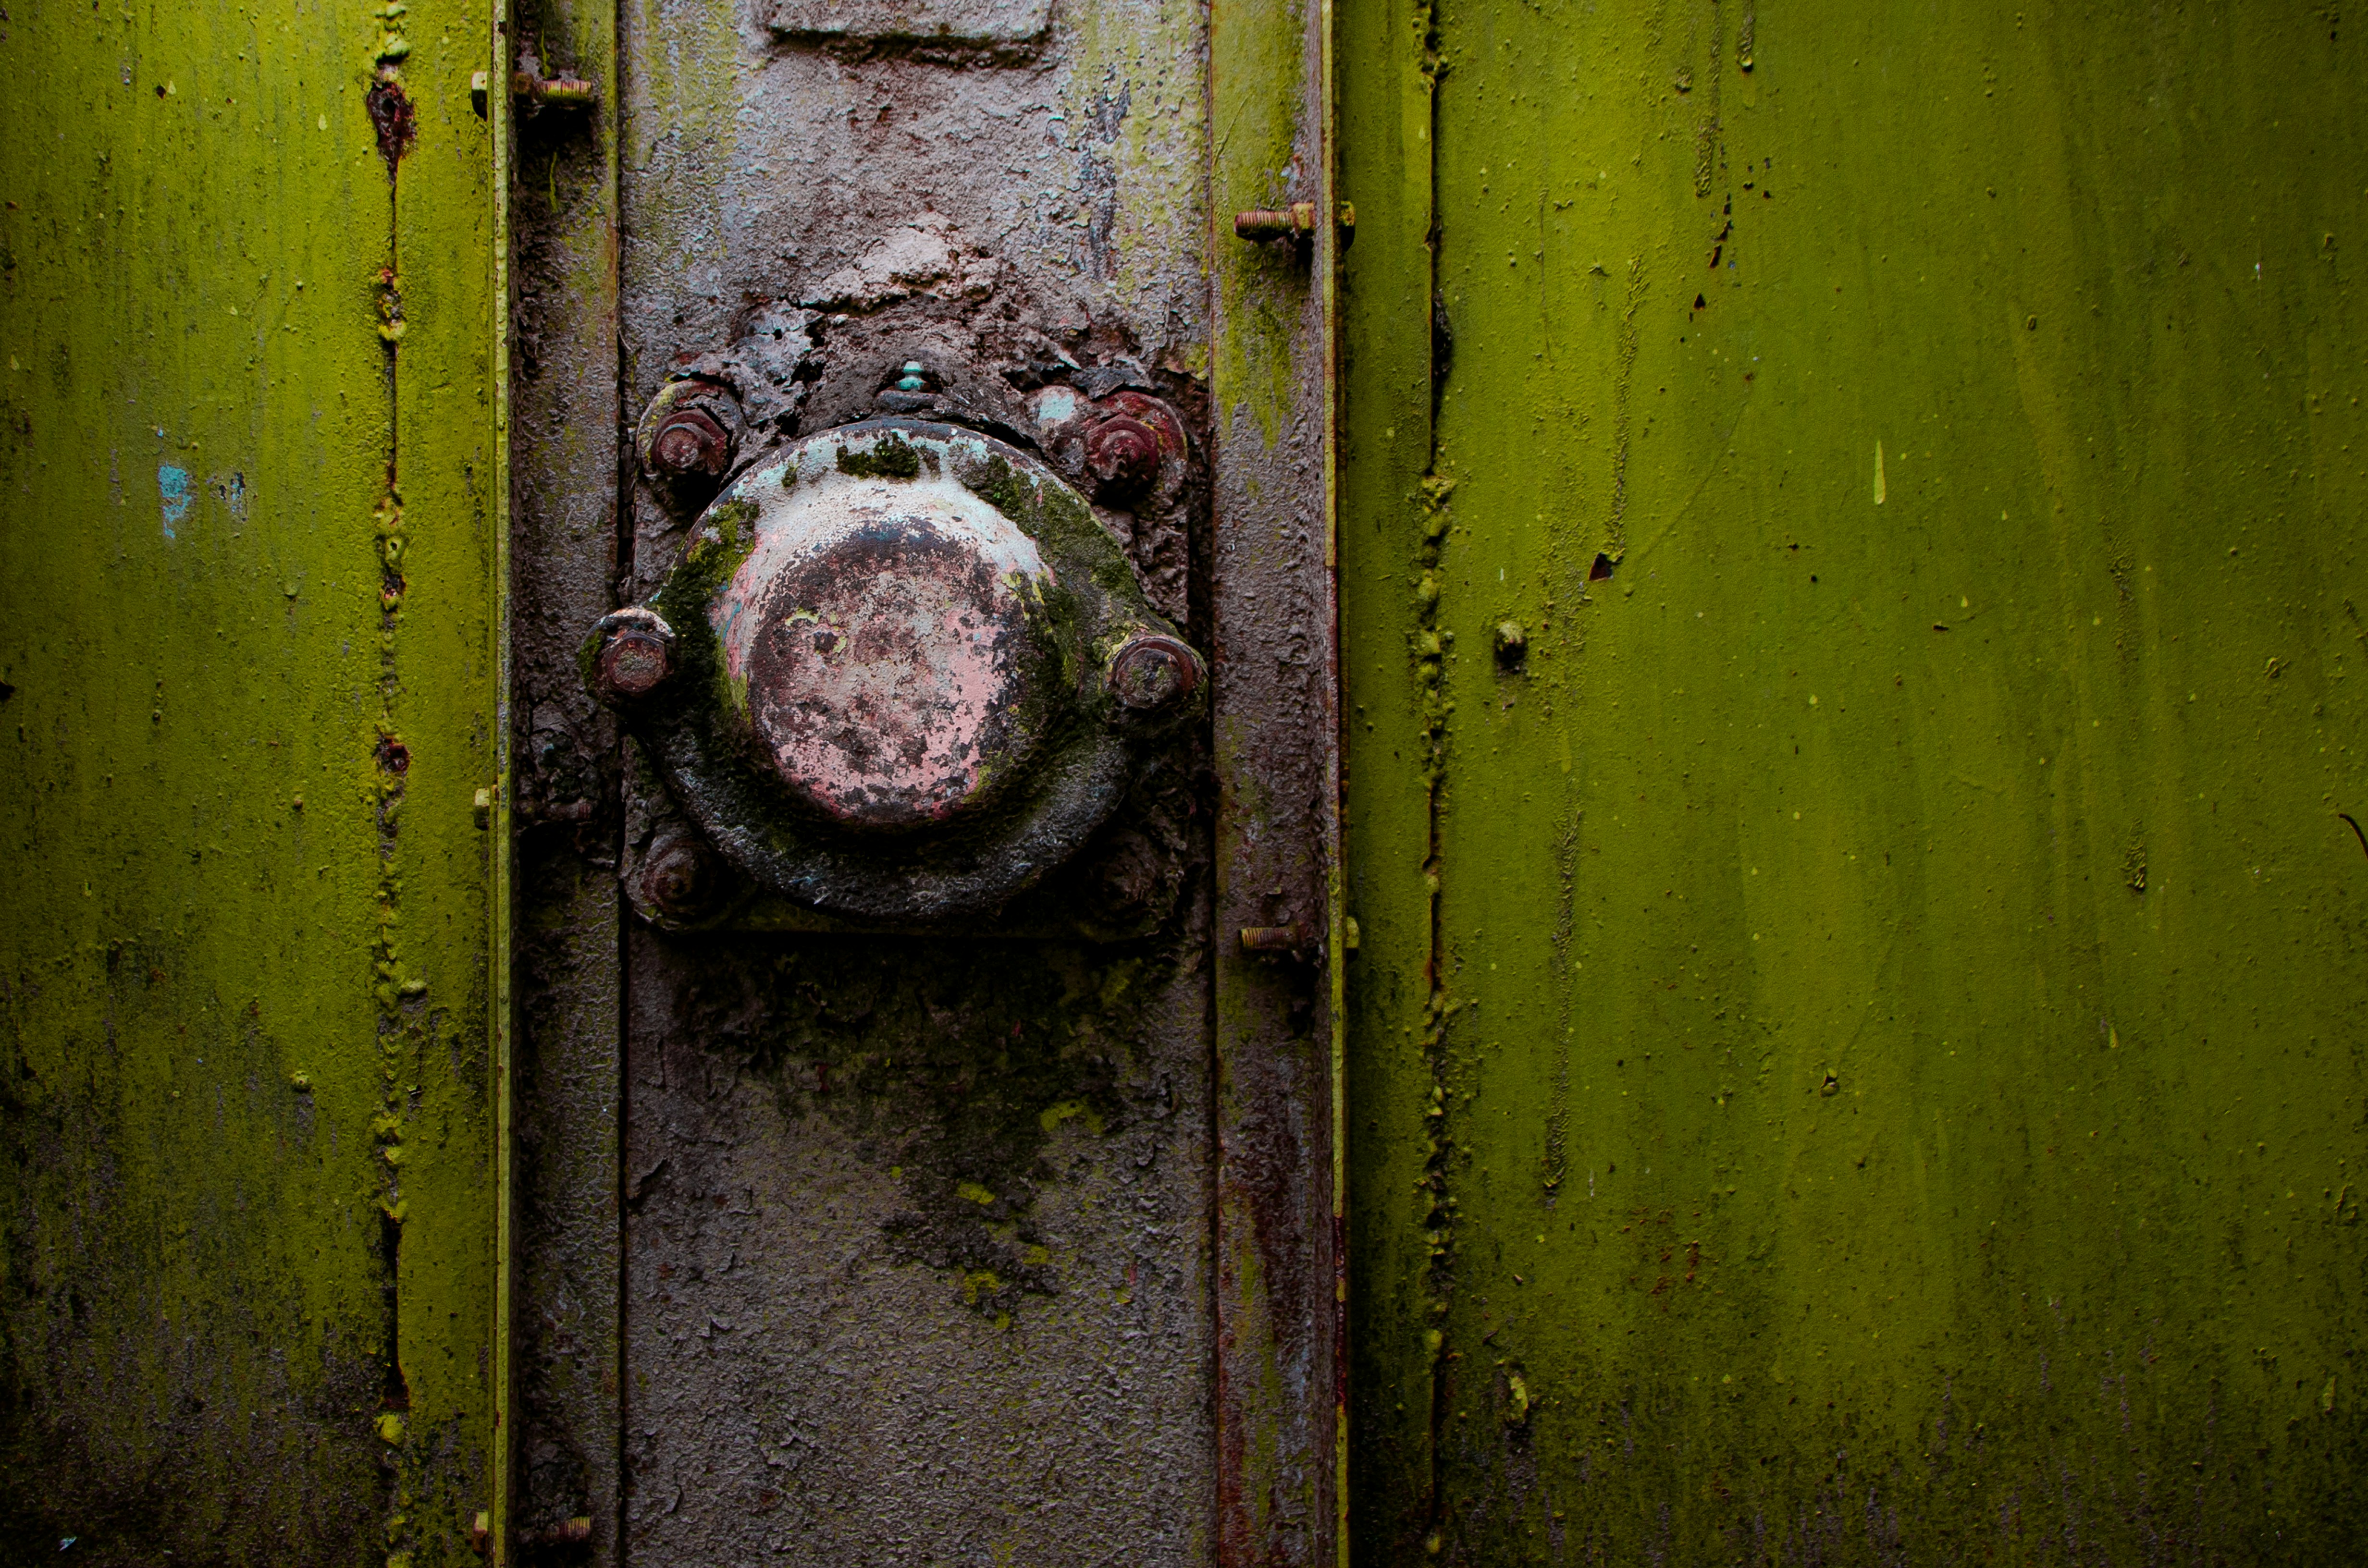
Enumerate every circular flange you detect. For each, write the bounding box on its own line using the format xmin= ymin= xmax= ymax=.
xmin=597 ymin=418 xmax=1202 ymax=921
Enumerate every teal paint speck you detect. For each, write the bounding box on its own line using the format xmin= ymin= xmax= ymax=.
xmin=158 ymin=465 xmax=192 ymax=539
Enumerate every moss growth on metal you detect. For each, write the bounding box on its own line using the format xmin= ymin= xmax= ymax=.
xmin=835 ymin=432 xmax=924 ymax=480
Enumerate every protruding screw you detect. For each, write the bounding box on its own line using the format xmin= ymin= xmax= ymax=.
xmin=597 ymin=625 xmax=672 ymax=700
xmin=1240 ymin=923 xmax=1308 ymax=953
xmin=642 ymin=838 xmax=717 ymax=921
xmin=1108 ymin=633 xmax=1203 ymax=713
xmin=1234 ymin=202 xmax=1318 ymax=241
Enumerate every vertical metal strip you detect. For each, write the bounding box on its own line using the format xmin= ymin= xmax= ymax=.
xmin=1316 ymin=0 xmax=1348 ymax=1559
xmin=487 ymin=0 xmax=517 ymax=1557
xmin=1209 ymin=0 xmax=1342 ymax=1554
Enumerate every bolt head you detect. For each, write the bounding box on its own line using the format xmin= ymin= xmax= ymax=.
xmin=1086 ymin=416 xmax=1162 ymax=491
xmin=645 ymin=405 xmax=731 ymax=478
xmin=643 ymin=838 xmax=716 ymax=919
xmin=1109 ymin=633 xmax=1201 ymax=712
xmin=599 ymin=628 xmax=672 ymax=699
xmin=1080 ymin=392 xmax=1185 ymax=499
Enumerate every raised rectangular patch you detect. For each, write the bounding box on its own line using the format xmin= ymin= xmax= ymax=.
xmin=766 ymin=0 xmax=1054 ymax=45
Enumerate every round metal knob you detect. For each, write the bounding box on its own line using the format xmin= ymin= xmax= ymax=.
xmin=594 ymin=418 xmax=1201 ymax=921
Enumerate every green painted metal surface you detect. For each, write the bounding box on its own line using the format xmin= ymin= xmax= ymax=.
xmin=1343 ymin=1 xmax=2368 ymax=1560
xmin=0 ymin=2 xmax=508 ymax=1561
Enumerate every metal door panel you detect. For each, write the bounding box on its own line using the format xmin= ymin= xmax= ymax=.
xmin=1340 ymin=1 xmax=2368 ymax=1560
xmin=0 ymin=2 xmax=509 ymax=1561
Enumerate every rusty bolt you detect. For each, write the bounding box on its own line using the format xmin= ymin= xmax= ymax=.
xmin=1108 ymin=633 xmax=1203 ymax=713
xmin=646 ymin=404 xmax=731 ymax=478
xmin=1234 ymin=202 xmax=1318 ymax=241
xmin=1085 ymin=415 xmax=1161 ymax=493
xmin=1240 ymin=923 xmax=1308 ymax=953
xmin=597 ymin=625 xmax=672 ymax=700
xmin=642 ymin=838 xmax=718 ymax=921
xmin=1082 ymin=392 xmax=1186 ymax=498
xmin=636 ymin=378 xmax=741 ymax=481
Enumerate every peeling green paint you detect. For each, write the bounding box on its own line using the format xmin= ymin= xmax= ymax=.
xmin=1345 ymin=1 xmax=2368 ymax=1561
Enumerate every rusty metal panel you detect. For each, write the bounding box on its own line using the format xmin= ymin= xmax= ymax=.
xmin=592 ymin=0 xmax=1240 ymax=1559
xmin=0 ymin=1 xmax=508 ymax=1563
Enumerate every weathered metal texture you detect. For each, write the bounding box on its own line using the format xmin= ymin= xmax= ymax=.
xmin=607 ymin=0 xmax=1226 ymax=1559
xmin=506 ymin=0 xmax=625 ymax=1557
xmin=0 ymin=1 xmax=505 ymax=1563
xmin=1342 ymin=1 xmax=2368 ymax=1562
xmin=1209 ymin=0 xmax=1344 ymax=1557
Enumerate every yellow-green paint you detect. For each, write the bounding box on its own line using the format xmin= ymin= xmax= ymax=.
xmin=1344 ymin=1 xmax=2368 ymax=1560
xmin=1210 ymin=0 xmax=1316 ymax=449
xmin=0 ymin=1 xmax=506 ymax=1560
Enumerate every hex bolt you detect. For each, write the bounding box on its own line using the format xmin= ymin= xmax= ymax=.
xmin=636 ymin=378 xmax=741 ymax=481
xmin=1081 ymin=392 xmax=1186 ymax=498
xmin=1108 ymin=633 xmax=1203 ymax=712
xmin=646 ymin=405 xmax=731 ymax=478
xmin=597 ymin=625 xmax=672 ymax=701
xmin=642 ymin=838 xmax=717 ymax=921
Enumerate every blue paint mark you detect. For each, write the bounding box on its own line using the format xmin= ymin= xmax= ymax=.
xmin=158 ymin=465 xmax=193 ymax=539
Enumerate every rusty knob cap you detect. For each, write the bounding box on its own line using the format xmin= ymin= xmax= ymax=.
xmin=1108 ymin=633 xmax=1202 ymax=712
xmin=714 ymin=435 xmax=1064 ymax=830
xmin=642 ymin=838 xmax=717 ymax=920
xmin=1079 ymin=392 xmax=1186 ymax=499
xmin=597 ymin=626 xmax=672 ymax=701
xmin=647 ymin=406 xmax=732 ymax=478
xmin=602 ymin=420 xmax=1198 ymax=924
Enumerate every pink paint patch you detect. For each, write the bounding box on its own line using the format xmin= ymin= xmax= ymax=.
xmin=718 ymin=473 xmax=1055 ymax=827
